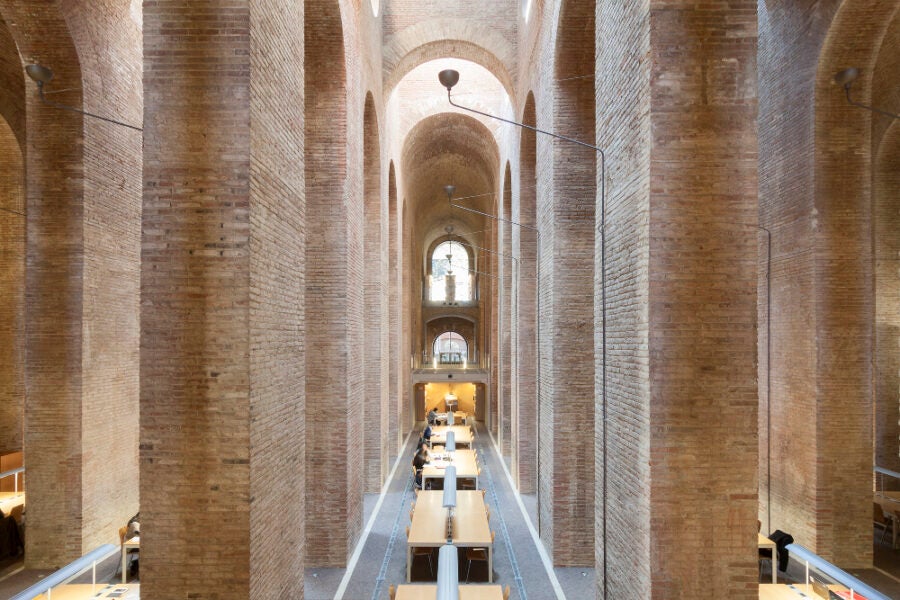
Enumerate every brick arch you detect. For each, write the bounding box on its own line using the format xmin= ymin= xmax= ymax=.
xmin=304 ymin=0 xmax=353 ymax=568
xmin=0 ymin=114 xmax=23 ymax=457
xmin=811 ymin=0 xmax=899 ymax=566
xmin=874 ymin=119 xmax=900 ymax=494
xmin=384 ymin=20 xmax=515 ymax=98
xmin=516 ymin=92 xmax=537 ymax=494
xmin=539 ymin=0 xmax=596 ymax=568
xmin=872 ymin=9 xmax=900 ymax=493
xmin=0 ymin=12 xmax=25 ymax=463
xmin=0 ymin=1 xmax=91 ymax=570
xmin=0 ymin=13 xmax=23 ymax=150
xmin=499 ymin=161 xmax=513 ymax=455
xmin=401 ymin=112 xmax=500 ymax=245
xmin=388 ymin=160 xmax=400 ymax=455
xmin=362 ymin=90 xmax=386 ymax=492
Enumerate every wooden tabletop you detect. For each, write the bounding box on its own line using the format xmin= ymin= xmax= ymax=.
xmin=875 ymin=491 xmax=900 ymax=515
xmin=758 ymin=584 xmax=807 ymax=600
xmin=31 ymin=583 xmax=140 ymax=599
xmin=0 ymin=491 xmax=24 ymax=519
xmin=431 ymin=426 xmax=473 ymax=445
xmin=423 ymin=450 xmax=478 ymax=481
xmin=408 ymin=490 xmax=491 ymax=547
xmin=394 ymin=584 xmax=504 ymax=600
xmin=758 ymin=533 xmax=776 ymax=549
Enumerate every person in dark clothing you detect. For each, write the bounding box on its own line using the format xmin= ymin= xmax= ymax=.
xmin=422 ymin=424 xmax=432 ymax=444
xmin=0 ymin=509 xmax=22 ymax=559
xmin=412 ymin=443 xmax=430 ymax=488
xmin=427 ymin=409 xmax=437 ymax=425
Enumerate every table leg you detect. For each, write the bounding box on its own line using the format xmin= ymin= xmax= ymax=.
xmin=407 ymin=546 xmax=412 ymax=582
xmin=489 ymin=545 xmax=493 ymax=583
xmin=121 ymin=548 xmax=127 ymax=584
xmin=771 ymin=548 xmax=776 ymax=584
xmin=893 ymin=515 xmax=899 ymax=549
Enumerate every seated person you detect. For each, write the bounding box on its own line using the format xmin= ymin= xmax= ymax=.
xmin=427 ymin=408 xmax=437 ymax=425
xmin=422 ymin=423 xmax=432 ymax=444
xmin=125 ymin=513 xmax=140 ymax=576
xmin=0 ymin=508 xmax=22 ymax=559
xmin=412 ymin=445 xmax=429 ymax=488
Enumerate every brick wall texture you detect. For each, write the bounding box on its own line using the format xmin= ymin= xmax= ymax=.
xmin=142 ymin=1 xmax=305 ymax=596
xmin=2 ymin=0 xmax=898 ymax=596
xmin=0 ymin=117 xmax=23 ymax=456
xmin=0 ymin=14 xmax=24 ymax=455
xmin=759 ymin=0 xmax=897 ymax=568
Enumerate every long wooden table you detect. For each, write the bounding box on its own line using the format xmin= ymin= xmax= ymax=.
xmin=0 ymin=491 xmax=24 ymax=520
xmin=407 ymin=490 xmax=492 ymax=583
xmin=759 ymin=583 xmax=851 ymax=600
xmin=431 ymin=426 xmax=473 ymax=448
xmin=422 ymin=450 xmax=479 ymax=490
xmin=395 ymin=584 xmax=504 ymax=600
xmin=758 ymin=533 xmax=777 ymax=584
xmin=31 ymin=583 xmax=139 ymax=599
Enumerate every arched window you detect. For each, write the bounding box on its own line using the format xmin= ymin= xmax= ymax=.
xmin=434 ymin=332 xmax=468 ymax=364
xmin=430 ymin=240 xmax=472 ymax=302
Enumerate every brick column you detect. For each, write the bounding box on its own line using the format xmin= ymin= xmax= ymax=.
xmin=597 ymin=1 xmax=758 ymax=596
xmin=515 ymin=95 xmax=537 ymax=494
xmin=0 ymin=120 xmax=23 ymax=454
xmin=499 ymin=166 xmax=513 ymax=455
xmin=0 ymin=16 xmax=23 ymax=456
xmin=875 ymin=128 xmax=900 ymax=485
xmin=537 ymin=0 xmax=596 ymax=567
xmin=304 ymin=0 xmax=365 ymax=567
xmin=142 ymin=1 xmax=305 ymax=596
xmin=1 ymin=1 xmax=143 ymax=568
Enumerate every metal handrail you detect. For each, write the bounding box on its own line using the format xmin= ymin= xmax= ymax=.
xmin=874 ymin=466 xmax=900 ymax=497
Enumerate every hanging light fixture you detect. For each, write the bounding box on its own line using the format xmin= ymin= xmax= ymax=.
xmin=24 ymin=64 xmax=143 ymax=131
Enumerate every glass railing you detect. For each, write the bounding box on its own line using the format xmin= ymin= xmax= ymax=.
xmin=10 ymin=543 xmax=130 ymax=600
xmin=783 ymin=543 xmax=891 ymax=600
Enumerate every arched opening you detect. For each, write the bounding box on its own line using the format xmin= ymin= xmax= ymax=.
xmin=304 ymin=0 xmax=354 ymax=567
xmin=388 ymin=162 xmax=400 ymax=454
xmin=428 ymin=239 xmax=473 ymax=303
xmin=516 ymin=93 xmax=538 ymax=493
xmin=362 ymin=92 xmax=386 ymax=492
xmin=433 ymin=331 xmax=468 ymax=364
xmin=0 ymin=115 xmax=24 ymax=456
xmin=499 ymin=162 xmax=513 ymax=455
xmin=538 ymin=0 xmax=596 ymax=567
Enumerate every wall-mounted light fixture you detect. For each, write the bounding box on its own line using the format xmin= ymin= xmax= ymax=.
xmin=833 ymin=68 xmax=899 ymax=120
xmin=25 ymin=64 xmax=143 ymax=131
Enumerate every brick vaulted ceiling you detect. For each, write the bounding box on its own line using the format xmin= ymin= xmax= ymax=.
xmin=402 ymin=110 xmax=499 ymax=274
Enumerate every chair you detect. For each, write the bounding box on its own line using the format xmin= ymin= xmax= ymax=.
xmin=413 ymin=465 xmax=422 ymax=490
xmin=406 ymin=526 xmax=434 ymax=578
xmin=503 ymin=585 xmax=511 ymax=600
xmin=465 ymin=530 xmax=495 ymax=582
xmin=388 ymin=584 xmax=396 ymax=600
xmin=874 ymin=502 xmax=893 ymax=544
xmin=461 ymin=468 xmax=481 ymax=491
